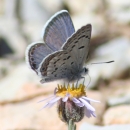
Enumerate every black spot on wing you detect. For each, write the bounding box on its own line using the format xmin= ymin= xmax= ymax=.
xmin=30 ymin=57 xmax=34 ymax=61
xmin=78 ymin=46 xmax=85 ymax=49
xmin=30 ymin=51 xmax=34 ymax=55
xmin=67 ymin=56 xmax=71 ymax=59
xmin=70 ymin=49 xmax=72 ymax=52
xmin=61 ymin=62 xmax=65 ymax=66
xmin=54 ymin=59 xmax=60 ymax=64
xmin=51 ymin=71 xmax=56 ymax=74
xmin=71 ymin=62 xmax=74 ymax=65
xmin=78 ymin=35 xmax=85 ymax=40
xmin=72 ymin=45 xmax=75 ymax=48
xmin=54 ymin=61 xmax=57 ymax=64
xmin=32 ymin=63 xmax=36 ymax=68
xmin=41 ymin=67 xmax=45 ymax=71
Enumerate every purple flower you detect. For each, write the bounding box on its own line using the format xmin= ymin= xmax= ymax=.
xmin=39 ymin=84 xmax=100 ymax=122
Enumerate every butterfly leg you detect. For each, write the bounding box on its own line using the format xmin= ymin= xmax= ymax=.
xmin=76 ymin=79 xmax=79 ymax=88
xmin=67 ymin=76 xmax=75 ymax=87
xmin=76 ymin=77 xmax=85 ymax=88
xmin=67 ymin=81 xmax=70 ymax=87
xmin=67 ymin=79 xmax=71 ymax=87
xmin=83 ymin=77 xmax=85 ymax=85
xmin=80 ymin=77 xmax=85 ymax=85
xmin=86 ymin=74 xmax=91 ymax=88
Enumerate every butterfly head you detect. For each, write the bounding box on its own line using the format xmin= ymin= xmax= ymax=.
xmin=81 ymin=67 xmax=88 ymax=76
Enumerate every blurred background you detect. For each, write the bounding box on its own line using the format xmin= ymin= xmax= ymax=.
xmin=0 ymin=0 xmax=130 ymax=130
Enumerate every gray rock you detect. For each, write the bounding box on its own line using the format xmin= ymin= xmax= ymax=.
xmin=80 ymin=123 xmax=130 ymax=130
xmin=64 ymin=0 xmax=103 ymax=15
xmin=0 ymin=62 xmax=59 ymax=102
xmin=19 ymin=0 xmax=47 ymax=41
xmin=94 ymin=37 xmax=130 ymax=78
xmin=0 ymin=19 xmax=27 ymax=58
xmin=0 ymin=96 xmax=66 ymax=130
xmin=108 ymin=94 xmax=130 ymax=106
xmin=0 ymin=59 xmax=14 ymax=79
xmin=4 ymin=0 xmax=17 ymax=19
xmin=103 ymin=105 xmax=130 ymax=125
xmin=38 ymin=0 xmax=63 ymax=13
xmin=85 ymin=37 xmax=130 ymax=88
xmin=107 ymin=0 xmax=130 ymax=24
xmin=22 ymin=22 xmax=44 ymax=42
xmin=0 ymin=63 xmax=39 ymax=102
xmin=20 ymin=0 xmax=48 ymax=23
xmin=72 ymin=13 xmax=106 ymax=37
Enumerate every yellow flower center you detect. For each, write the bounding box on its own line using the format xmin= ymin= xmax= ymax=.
xmin=56 ymin=84 xmax=86 ymax=98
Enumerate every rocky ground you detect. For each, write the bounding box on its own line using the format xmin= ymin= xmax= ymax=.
xmin=0 ymin=0 xmax=130 ymax=130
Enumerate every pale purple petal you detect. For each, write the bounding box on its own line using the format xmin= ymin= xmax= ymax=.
xmin=75 ymin=102 xmax=84 ymax=107
xmin=37 ymin=95 xmax=55 ymax=103
xmin=79 ymin=98 xmax=95 ymax=111
xmin=72 ymin=97 xmax=80 ymax=104
xmin=91 ymin=111 xmax=96 ymax=117
xmin=62 ymin=96 xmax=68 ymax=102
xmin=85 ymin=108 xmax=91 ymax=118
xmin=85 ymin=107 xmax=96 ymax=118
xmin=82 ymin=96 xmax=100 ymax=103
xmin=40 ymin=101 xmax=57 ymax=110
xmin=49 ymin=96 xmax=61 ymax=104
xmin=47 ymin=102 xmax=56 ymax=108
xmin=39 ymin=103 xmax=49 ymax=111
xmin=43 ymin=103 xmax=49 ymax=108
xmin=72 ymin=97 xmax=84 ymax=107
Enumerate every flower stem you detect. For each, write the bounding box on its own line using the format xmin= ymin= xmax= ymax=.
xmin=68 ymin=119 xmax=76 ymax=130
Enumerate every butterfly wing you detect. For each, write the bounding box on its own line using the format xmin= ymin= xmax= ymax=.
xmin=38 ymin=50 xmax=79 ymax=83
xmin=42 ymin=10 xmax=75 ymax=51
xmin=62 ymin=24 xmax=92 ymax=70
xmin=38 ymin=24 xmax=92 ymax=83
xmin=25 ymin=42 xmax=53 ymax=73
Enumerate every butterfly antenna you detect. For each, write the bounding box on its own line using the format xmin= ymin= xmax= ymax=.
xmin=86 ymin=53 xmax=90 ymax=62
xmin=86 ymin=73 xmax=91 ymax=89
xmin=76 ymin=80 xmax=78 ymax=88
xmin=91 ymin=60 xmax=114 ymax=65
xmin=82 ymin=77 xmax=85 ymax=85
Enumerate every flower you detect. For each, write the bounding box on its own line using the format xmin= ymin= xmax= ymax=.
xmin=39 ymin=84 xmax=100 ymax=123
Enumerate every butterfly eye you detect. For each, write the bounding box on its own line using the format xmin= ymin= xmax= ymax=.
xmin=84 ymin=68 xmax=88 ymax=73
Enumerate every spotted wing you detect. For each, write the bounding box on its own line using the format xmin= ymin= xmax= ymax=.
xmin=38 ymin=24 xmax=92 ymax=83
xmin=38 ymin=50 xmax=78 ymax=83
xmin=62 ymin=24 xmax=92 ymax=69
xmin=25 ymin=42 xmax=53 ymax=73
xmin=42 ymin=10 xmax=75 ymax=51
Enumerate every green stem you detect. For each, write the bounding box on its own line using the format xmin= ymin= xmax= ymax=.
xmin=68 ymin=119 xmax=76 ymax=130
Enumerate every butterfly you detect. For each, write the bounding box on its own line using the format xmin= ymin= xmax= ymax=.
xmin=25 ymin=10 xmax=91 ymax=83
